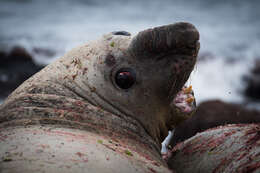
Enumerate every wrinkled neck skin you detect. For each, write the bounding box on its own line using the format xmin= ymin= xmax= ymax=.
xmin=0 ymin=23 xmax=199 ymax=162
xmin=0 ymin=62 xmax=161 ymax=159
xmin=0 ymin=38 xmax=162 ymax=154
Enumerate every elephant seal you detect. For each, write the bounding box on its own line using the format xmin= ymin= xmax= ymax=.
xmin=0 ymin=22 xmax=199 ymax=173
xmin=165 ymin=123 xmax=260 ymax=173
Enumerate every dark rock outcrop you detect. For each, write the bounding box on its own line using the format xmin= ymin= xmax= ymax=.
xmin=0 ymin=46 xmax=44 ymax=99
xmin=170 ymin=100 xmax=260 ymax=147
xmin=244 ymin=59 xmax=260 ymax=100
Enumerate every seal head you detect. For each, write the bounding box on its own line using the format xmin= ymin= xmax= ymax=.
xmin=87 ymin=22 xmax=199 ymax=142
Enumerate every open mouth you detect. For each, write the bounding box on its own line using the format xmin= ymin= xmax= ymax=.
xmin=172 ymin=85 xmax=196 ymax=113
xmin=168 ymin=85 xmax=196 ymax=129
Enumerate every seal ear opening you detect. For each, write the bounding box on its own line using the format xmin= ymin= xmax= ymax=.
xmin=112 ymin=31 xmax=131 ymax=36
xmin=128 ymin=22 xmax=199 ymax=59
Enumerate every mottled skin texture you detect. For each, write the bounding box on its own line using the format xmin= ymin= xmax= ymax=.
xmin=0 ymin=23 xmax=199 ymax=172
xmin=165 ymin=124 xmax=260 ymax=173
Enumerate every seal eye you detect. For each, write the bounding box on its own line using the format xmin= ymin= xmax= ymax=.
xmin=115 ymin=68 xmax=136 ymax=89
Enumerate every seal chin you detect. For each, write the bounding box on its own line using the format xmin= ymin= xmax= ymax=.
xmin=168 ymin=85 xmax=196 ymax=129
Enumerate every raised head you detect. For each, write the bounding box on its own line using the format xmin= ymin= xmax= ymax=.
xmin=85 ymin=22 xmax=199 ymax=142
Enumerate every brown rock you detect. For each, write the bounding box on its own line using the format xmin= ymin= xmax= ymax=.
xmin=0 ymin=46 xmax=44 ymax=99
xmin=244 ymin=58 xmax=260 ymax=100
xmin=7 ymin=46 xmax=33 ymax=62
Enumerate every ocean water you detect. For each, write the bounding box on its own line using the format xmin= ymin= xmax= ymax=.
xmin=0 ymin=0 xmax=260 ymax=105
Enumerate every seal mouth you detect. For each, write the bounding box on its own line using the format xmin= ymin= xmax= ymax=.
xmin=168 ymin=85 xmax=196 ymax=129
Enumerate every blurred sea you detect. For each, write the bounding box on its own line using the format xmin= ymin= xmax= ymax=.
xmin=0 ymin=0 xmax=260 ymax=106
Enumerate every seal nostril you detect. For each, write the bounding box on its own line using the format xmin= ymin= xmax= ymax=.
xmin=112 ymin=31 xmax=131 ymax=36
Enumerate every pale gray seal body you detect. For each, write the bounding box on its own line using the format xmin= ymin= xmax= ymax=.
xmin=0 ymin=22 xmax=199 ymax=173
xmin=165 ymin=123 xmax=260 ymax=173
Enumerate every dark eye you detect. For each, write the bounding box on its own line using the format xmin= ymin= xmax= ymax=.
xmin=115 ymin=68 xmax=136 ymax=89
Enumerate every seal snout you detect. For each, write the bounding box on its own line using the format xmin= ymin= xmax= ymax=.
xmin=162 ymin=22 xmax=200 ymax=55
xmin=129 ymin=22 xmax=200 ymax=58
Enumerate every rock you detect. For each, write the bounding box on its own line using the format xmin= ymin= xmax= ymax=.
xmin=0 ymin=46 xmax=44 ymax=99
xmin=7 ymin=46 xmax=33 ymax=62
xmin=0 ymin=50 xmax=8 ymax=67
xmin=244 ymin=59 xmax=260 ymax=100
xmin=169 ymin=100 xmax=260 ymax=147
xmin=0 ymin=50 xmax=7 ymax=60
